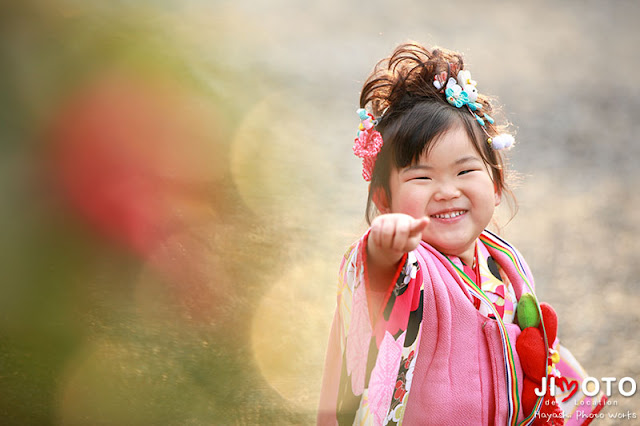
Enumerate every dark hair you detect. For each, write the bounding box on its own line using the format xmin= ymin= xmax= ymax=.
xmin=360 ymin=42 xmax=515 ymax=224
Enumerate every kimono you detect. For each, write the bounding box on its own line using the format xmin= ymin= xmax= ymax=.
xmin=318 ymin=229 xmax=606 ymax=425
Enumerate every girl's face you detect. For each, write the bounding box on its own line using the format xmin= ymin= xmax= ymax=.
xmin=382 ymin=126 xmax=500 ymax=265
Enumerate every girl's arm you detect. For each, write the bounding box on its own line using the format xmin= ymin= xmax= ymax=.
xmin=366 ymin=213 xmax=428 ymax=293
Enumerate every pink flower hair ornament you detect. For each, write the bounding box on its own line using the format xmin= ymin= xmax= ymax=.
xmin=353 ymin=108 xmax=383 ymax=181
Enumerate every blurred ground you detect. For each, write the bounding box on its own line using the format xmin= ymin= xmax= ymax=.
xmin=1 ymin=0 xmax=639 ymax=424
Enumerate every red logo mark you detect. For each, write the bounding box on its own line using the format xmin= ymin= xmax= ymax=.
xmin=556 ymin=376 xmax=579 ymax=402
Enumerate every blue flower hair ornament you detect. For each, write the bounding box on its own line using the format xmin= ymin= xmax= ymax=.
xmin=438 ymin=70 xmax=514 ymax=151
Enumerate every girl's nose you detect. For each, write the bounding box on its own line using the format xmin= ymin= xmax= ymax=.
xmin=434 ymin=182 xmax=461 ymax=201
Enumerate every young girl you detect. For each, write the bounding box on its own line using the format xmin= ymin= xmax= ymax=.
xmin=318 ymin=43 xmax=606 ymax=425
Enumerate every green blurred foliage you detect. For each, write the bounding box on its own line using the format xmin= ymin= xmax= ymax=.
xmin=0 ymin=1 xmax=309 ymax=424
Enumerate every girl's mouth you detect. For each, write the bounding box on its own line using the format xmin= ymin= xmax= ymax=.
xmin=430 ymin=210 xmax=467 ymax=219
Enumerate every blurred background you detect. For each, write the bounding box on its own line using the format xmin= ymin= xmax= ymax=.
xmin=1 ymin=0 xmax=639 ymax=424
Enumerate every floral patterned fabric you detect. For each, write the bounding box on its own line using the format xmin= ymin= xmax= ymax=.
xmin=335 ymin=232 xmax=423 ymax=425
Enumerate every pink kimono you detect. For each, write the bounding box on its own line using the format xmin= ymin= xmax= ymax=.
xmin=318 ymin=230 xmax=605 ymax=425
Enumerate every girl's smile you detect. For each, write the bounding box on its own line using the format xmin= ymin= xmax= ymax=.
xmin=379 ymin=125 xmax=500 ymax=265
xmin=430 ymin=209 xmax=467 ymax=220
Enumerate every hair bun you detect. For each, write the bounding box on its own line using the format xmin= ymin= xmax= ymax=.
xmin=360 ymin=42 xmax=465 ymax=118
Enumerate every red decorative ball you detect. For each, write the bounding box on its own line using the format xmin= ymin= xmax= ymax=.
xmin=517 ymin=327 xmax=547 ymax=380
xmin=539 ymin=303 xmax=558 ymax=345
xmin=521 ymin=377 xmax=541 ymax=419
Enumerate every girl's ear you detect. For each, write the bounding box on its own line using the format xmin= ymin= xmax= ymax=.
xmin=493 ymin=170 xmax=503 ymax=206
xmin=372 ymin=186 xmax=391 ymax=214
xmin=493 ymin=186 xmax=502 ymax=207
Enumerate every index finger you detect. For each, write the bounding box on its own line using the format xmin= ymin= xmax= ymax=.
xmin=410 ymin=217 xmax=429 ymax=235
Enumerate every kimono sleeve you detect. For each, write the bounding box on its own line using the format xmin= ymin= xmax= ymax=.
xmin=317 ymin=237 xmax=364 ymax=425
xmin=554 ymin=344 xmax=607 ymax=424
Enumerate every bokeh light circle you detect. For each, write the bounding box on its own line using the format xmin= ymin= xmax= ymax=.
xmin=230 ymin=91 xmax=332 ymax=226
xmin=250 ymin=258 xmax=337 ymax=412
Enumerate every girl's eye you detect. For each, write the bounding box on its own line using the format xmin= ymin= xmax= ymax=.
xmin=412 ymin=176 xmax=431 ymax=181
xmin=458 ymin=169 xmax=475 ymax=176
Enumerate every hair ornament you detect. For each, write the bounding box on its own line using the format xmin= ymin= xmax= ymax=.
xmin=445 ymin=77 xmax=470 ymax=108
xmin=433 ymin=71 xmax=447 ymax=92
xmin=353 ymin=108 xmax=383 ymax=181
xmin=488 ymin=134 xmax=514 ymax=150
xmin=437 ymin=68 xmax=514 ymax=151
